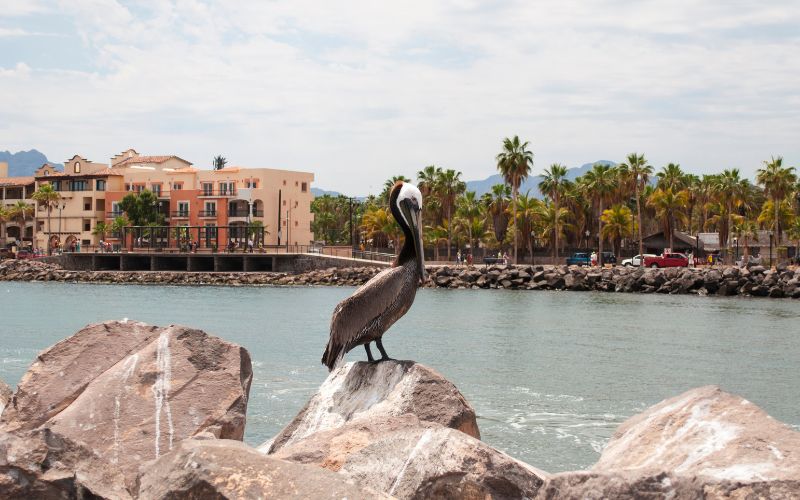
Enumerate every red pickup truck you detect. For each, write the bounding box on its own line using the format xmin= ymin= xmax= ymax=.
xmin=643 ymin=253 xmax=689 ymax=268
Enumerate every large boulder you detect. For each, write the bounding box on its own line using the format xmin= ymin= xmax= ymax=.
xmin=264 ymin=360 xmax=479 ymax=453
xmin=594 ymin=385 xmax=800 ymax=482
xmin=136 ymin=438 xmax=390 ymax=499
xmin=2 ymin=320 xmax=253 ymax=489
xmin=274 ymin=414 xmax=548 ymax=499
xmin=536 ymin=471 xmax=800 ymax=499
xmin=0 ymin=380 xmax=11 ymax=417
xmin=0 ymin=428 xmax=131 ymax=499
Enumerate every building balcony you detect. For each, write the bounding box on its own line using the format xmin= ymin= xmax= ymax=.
xmin=199 ymin=189 xmax=237 ymax=197
xmin=228 ymin=209 xmax=264 ymax=217
xmin=199 ymin=210 xmax=217 ymax=218
xmin=171 ymin=211 xmax=190 ymax=218
xmin=106 ymin=211 xmax=124 ymax=219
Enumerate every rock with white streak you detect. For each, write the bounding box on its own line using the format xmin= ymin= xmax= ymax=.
xmin=593 ymin=385 xmax=800 ymax=483
xmin=273 ymin=414 xmax=547 ymax=499
xmin=2 ymin=320 xmax=252 ymax=491
xmin=0 ymin=379 xmax=11 ymax=417
xmin=264 ymin=360 xmax=479 ymax=454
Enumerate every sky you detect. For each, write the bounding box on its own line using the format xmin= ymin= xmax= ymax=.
xmin=1 ymin=1 xmax=799 ymax=195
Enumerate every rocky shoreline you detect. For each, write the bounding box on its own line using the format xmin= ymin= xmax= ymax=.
xmin=3 ymin=258 xmax=800 ymax=298
xmin=0 ymin=320 xmax=798 ymax=498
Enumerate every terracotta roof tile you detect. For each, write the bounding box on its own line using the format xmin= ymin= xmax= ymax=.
xmin=0 ymin=176 xmax=35 ymax=187
xmin=113 ymin=155 xmax=192 ymax=166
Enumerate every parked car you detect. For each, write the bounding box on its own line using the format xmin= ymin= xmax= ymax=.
xmin=622 ymin=254 xmax=656 ymax=267
xmin=566 ymin=252 xmax=591 ymax=266
xmin=600 ymin=251 xmax=617 ymax=265
xmin=643 ymin=253 xmax=689 ymax=268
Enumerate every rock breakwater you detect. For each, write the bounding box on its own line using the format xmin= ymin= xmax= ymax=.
xmin=4 ymin=258 xmax=799 ymax=298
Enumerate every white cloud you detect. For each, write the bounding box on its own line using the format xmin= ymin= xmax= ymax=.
xmin=1 ymin=0 xmax=799 ymax=193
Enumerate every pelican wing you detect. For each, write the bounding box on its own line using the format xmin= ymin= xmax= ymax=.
xmin=322 ymin=266 xmax=407 ymax=368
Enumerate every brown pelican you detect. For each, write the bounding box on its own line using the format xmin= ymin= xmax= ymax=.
xmin=322 ymin=181 xmax=426 ymax=370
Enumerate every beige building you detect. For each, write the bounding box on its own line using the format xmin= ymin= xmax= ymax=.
xmin=33 ymin=156 xmax=123 ymax=251
xmin=0 ymin=161 xmax=35 ymax=245
xmin=104 ymin=150 xmax=315 ymax=248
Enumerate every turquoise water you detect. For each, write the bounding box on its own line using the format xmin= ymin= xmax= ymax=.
xmin=1 ymin=282 xmax=798 ymax=472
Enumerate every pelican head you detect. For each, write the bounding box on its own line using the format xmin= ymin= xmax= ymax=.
xmin=392 ymin=182 xmax=426 ymax=282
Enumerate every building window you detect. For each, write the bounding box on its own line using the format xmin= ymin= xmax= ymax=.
xmin=177 ymin=201 xmax=189 ymax=217
xmin=283 ymin=180 xmax=286 ymax=185
xmin=74 ymin=162 xmax=81 ymax=173
xmin=219 ymin=182 xmax=235 ymax=195
xmin=83 ymin=219 xmax=90 ymax=231
xmin=294 ymin=220 xmax=298 ymax=227
xmin=173 ymin=182 xmax=183 ymax=190
xmin=70 ymin=180 xmax=88 ymax=191
xmin=204 ymin=201 xmax=216 ymax=216
xmin=96 ymin=179 xmax=106 ymax=191
xmin=83 ymin=197 xmax=92 ymax=211
xmin=301 ymin=182 xmax=307 ymax=192
xmin=202 ymin=182 xmax=213 ymax=196
xmin=246 ymin=180 xmax=258 ymax=188
xmin=111 ymin=202 xmax=121 ymax=217
xmin=283 ymin=199 xmax=287 ymax=206
xmin=124 ymin=183 xmax=131 ymax=191
xmin=151 ymin=183 xmax=162 ymax=196
xmin=133 ymin=184 xmax=144 ymax=193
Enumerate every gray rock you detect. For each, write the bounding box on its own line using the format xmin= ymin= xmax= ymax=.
xmin=136 ymin=438 xmax=389 ymax=499
xmin=274 ymin=414 xmax=548 ymax=500
xmin=264 ymin=360 xmax=479 ymax=454
xmin=594 ymin=386 xmax=800 ymax=483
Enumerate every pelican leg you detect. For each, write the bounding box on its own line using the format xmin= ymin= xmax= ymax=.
xmin=364 ymin=343 xmax=375 ymax=363
xmin=375 ymin=339 xmax=392 ymax=361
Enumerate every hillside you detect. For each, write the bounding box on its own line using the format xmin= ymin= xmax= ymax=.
xmin=463 ymin=160 xmax=616 ymax=198
xmin=0 ymin=149 xmax=62 ymax=176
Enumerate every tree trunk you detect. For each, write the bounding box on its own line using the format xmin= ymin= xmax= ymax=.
xmin=47 ymin=206 xmax=52 ymax=255
xmin=554 ymin=193 xmax=559 ymax=260
xmin=446 ymin=205 xmax=452 ymax=261
xmin=636 ymin=183 xmax=643 ymax=259
xmin=668 ymin=215 xmax=674 ymax=251
xmin=598 ymin=199 xmax=604 ymax=267
xmin=512 ymin=185 xmax=518 ymax=264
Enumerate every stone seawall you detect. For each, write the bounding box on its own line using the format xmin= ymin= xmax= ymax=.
xmin=2 ymin=259 xmax=798 ymax=298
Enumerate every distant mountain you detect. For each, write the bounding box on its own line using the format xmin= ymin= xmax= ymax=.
xmin=464 ymin=160 xmax=616 ymax=198
xmin=0 ymin=149 xmax=62 ymax=176
xmin=311 ymin=187 xmax=343 ymax=198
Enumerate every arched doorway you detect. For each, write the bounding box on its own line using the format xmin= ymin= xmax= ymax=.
xmin=49 ymin=235 xmax=61 ymax=253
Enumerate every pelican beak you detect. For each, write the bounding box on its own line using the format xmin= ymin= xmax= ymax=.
xmin=411 ymin=207 xmax=426 ymax=284
xmin=401 ymin=199 xmax=426 ymax=284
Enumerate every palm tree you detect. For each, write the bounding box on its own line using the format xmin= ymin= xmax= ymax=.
xmin=756 ymin=156 xmax=796 ymax=242
xmin=757 ymin=199 xmax=793 ymax=239
xmin=601 ymin=204 xmax=635 ymax=260
xmin=647 ymin=188 xmax=689 ymax=250
xmin=436 ymin=169 xmax=466 ymax=260
xmin=506 ymin=192 xmax=542 ymax=263
xmin=496 ymin=135 xmax=533 ymax=264
xmin=92 ymin=221 xmax=108 ymax=244
xmin=32 ymin=184 xmax=62 ymax=255
xmin=416 ymin=165 xmax=442 ymax=200
xmin=655 ymin=163 xmax=687 ymax=191
xmin=8 ymin=201 xmax=34 ymax=247
xmin=786 ymin=217 xmax=800 ymax=262
xmin=455 ymin=191 xmax=483 ymax=254
xmin=538 ymin=163 xmax=569 ymax=259
xmin=733 ymin=218 xmax=758 ymax=262
xmin=532 ymin=198 xmax=571 ymax=264
xmin=423 ymin=224 xmax=448 ymax=261
xmin=580 ymin=163 xmax=617 ymax=266
xmin=617 ymin=153 xmax=653 ymax=259
xmin=712 ymin=169 xmax=748 ymax=261
xmin=0 ymin=206 xmax=9 ymax=245
xmin=213 ymin=155 xmax=227 ymax=170
xmin=481 ymin=184 xmax=511 ymax=245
